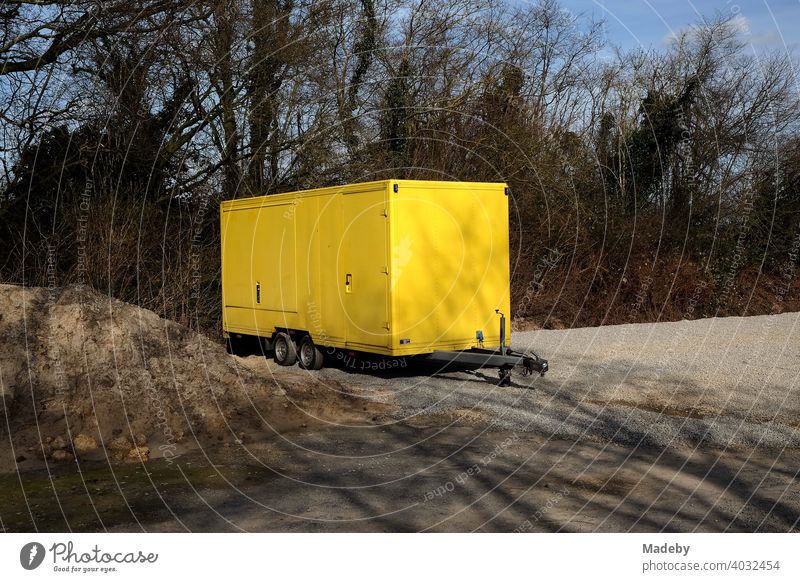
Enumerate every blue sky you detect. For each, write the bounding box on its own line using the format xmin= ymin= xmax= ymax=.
xmin=556 ymin=0 xmax=799 ymax=53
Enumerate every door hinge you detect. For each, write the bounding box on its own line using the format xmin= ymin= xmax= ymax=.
xmin=382 ymin=321 xmax=390 ymax=330
xmin=381 ymin=266 xmax=389 ymax=274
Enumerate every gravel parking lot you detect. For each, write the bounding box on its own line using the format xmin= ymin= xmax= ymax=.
xmin=3 ymin=304 xmax=799 ymax=532
xmin=319 ymin=312 xmax=800 ymax=450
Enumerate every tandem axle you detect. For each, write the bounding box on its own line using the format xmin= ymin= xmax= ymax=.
xmin=229 ymin=311 xmax=549 ymax=386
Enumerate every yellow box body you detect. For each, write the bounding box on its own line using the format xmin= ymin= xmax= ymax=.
xmin=220 ymin=179 xmax=510 ymax=356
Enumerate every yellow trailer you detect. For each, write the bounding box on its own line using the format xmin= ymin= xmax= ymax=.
xmin=220 ymin=179 xmax=547 ymax=383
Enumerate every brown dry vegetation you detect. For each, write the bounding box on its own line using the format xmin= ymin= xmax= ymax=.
xmin=0 ymin=0 xmax=798 ymax=333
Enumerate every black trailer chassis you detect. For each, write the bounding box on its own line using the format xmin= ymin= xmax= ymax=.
xmin=419 ymin=311 xmax=549 ymax=386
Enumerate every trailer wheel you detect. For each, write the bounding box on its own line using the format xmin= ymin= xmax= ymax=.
xmin=273 ymin=332 xmax=297 ymax=366
xmin=298 ymin=336 xmax=324 ymax=370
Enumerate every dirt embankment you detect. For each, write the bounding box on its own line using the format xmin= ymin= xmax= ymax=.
xmin=0 ymin=284 xmax=386 ymax=471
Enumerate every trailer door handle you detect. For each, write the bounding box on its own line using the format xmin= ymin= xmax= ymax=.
xmin=345 ymin=273 xmax=352 ymax=293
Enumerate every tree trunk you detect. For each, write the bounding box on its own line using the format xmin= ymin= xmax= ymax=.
xmin=214 ymin=0 xmax=241 ymax=200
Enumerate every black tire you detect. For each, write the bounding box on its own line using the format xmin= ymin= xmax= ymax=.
xmin=273 ymin=332 xmax=297 ymax=366
xmin=298 ymin=335 xmax=324 ymax=370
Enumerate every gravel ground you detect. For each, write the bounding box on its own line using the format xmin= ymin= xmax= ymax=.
xmin=5 ymin=312 xmax=799 ymax=532
xmin=317 ymin=312 xmax=800 ymax=449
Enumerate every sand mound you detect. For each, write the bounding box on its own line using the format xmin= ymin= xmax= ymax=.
xmin=0 ymin=284 xmax=382 ymax=469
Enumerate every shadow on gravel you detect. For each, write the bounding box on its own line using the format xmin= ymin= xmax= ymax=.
xmin=2 ymin=418 xmax=798 ymax=533
xmin=3 ymin=336 xmax=798 ymax=533
xmin=320 ymin=350 xmax=530 ymax=386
